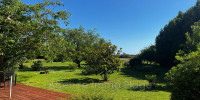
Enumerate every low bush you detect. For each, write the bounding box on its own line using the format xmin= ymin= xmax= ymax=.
xmin=129 ymin=57 xmax=142 ymax=67
xmin=31 ymin=61 xmax=43 ymax=71
xmin=145 ymin=75 xmax=157 ymax=89
xmin=68 ymin=63 xmax=78 ymax=72
xmin=19 ymin=64 xmax=28 ymax=69
xmin=166 ymin=49 xmax=200 ymax=100
xmin=123 ymin=62 xmax=130 ymax=67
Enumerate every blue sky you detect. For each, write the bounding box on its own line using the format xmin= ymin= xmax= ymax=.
xmin=23 ymin=0 xmax=197 ymax=54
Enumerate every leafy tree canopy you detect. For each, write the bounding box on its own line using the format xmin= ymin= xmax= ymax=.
xmin=0 ymin=0 xmax=70 ymax=71
xmin=85 ymin=43 xmax=121 ymax=81
xmin=166 ymin=21 xmax=200 ymax=100
xmin=155 ymin=0 xmax=200 ymax=67
xmin=63 ymin=26 xmax=100 ymax=67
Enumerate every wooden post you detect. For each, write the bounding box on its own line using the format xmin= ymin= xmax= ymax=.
xmin=10 ymin=75 xmax=13 ymax=98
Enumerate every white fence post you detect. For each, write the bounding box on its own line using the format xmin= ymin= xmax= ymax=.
xmin=10 ymin=75 xmax=13 ymax=98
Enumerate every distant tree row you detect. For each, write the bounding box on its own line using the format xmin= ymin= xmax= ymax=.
xmin=119 ymin=53 xmax=130 ymax=58
xmin=130 ymin=0 xmax=200 ymax=68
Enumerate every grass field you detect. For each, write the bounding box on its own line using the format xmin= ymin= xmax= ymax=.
xmin=16 ymin=60 xmax=171 ymax=100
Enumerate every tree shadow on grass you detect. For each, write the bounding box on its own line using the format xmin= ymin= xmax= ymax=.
xmin=121 ymin=65 xmax=172 ymax=92
xmin=128 ymin=84 xmax=172 ymax=92
xmin=44 ymin=66 xmax=70 ymax=71
xmin=58 ymin=77 xmax=103 ymax=85
xmin=121 ymin=65 xmax=170 ymax=84
xmin=19 ymin=66 xmax=70 ymax=72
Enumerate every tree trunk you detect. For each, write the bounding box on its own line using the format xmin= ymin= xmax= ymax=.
xmin=78 ymin=62 xmax=81 ymax=68
xmin=75 ymin=60 xmax=81 ymax=68
xmin=103 ymin=73 xmax=108 ymax=81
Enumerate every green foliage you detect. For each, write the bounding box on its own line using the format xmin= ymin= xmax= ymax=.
xmin=145 ymin=75 xmax=157 ymax=88
xmin=155 ymin=1 xmax=200 ymax=67
xmin=19 ymin=64 xmax=28 ymax=69
xmin=123 ymin=62 xmax=130 ymax=67
xmin=165 ymin=21 xmax=200 ymax=100
xmin=180 ymin=21 xmax=200 ymax=54
xmin=138 ymin=45 xmax=157 ymax=63
xmin=53 ymin=54 xmax=65 ymax=62
xmin=63 ymin=26 xmax=100 ymax=68
xmin=82 ymin=65 xmax=96 ymax=75
xmin=119 ymin=53 xmax=130 ymax=58
xmin=0 ymin=0 xmax=70 ymax=71
xmin=31 ymin=61 xmax=43 ymax=71
xmin=85 ymin=43 xmax=121 ymax=81
xmin=68 ymin=63 xmax=78 ymax=72
xmin=129 ymin=57 xmax=142 ymax=67
xmin=166 ymin=49 xmax=200 ymax=100
xmin=145 ymin=75 xmax=157 ymax=83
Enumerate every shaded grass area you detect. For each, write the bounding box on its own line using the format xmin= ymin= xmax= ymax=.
xmin=59 ymin=78 xmax=103 ymax=85
xmin=121 ymin=65 xmax=171 ymax=92
xmin=121 ymin=65 xmax=170 ymax=83
xmin=17 ymin=61 xmax=171 ymax=100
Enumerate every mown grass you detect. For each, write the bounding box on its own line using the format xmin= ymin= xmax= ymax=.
xmin=16 ymin=60 xmax=171 ymax=100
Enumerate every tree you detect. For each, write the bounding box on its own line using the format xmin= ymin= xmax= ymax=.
xmin=155 ymin=0 xmax=200 ymax=67
xmin=181 ymin=21 xmax=200 ymax=54
xmin=85 ymin=43 xmax=121 ymax=81
xmin=119 ymin=53 xmax=130 ymax=58
xmin=166 ymin=21 xmax=200 ymax=100
xmin=0 ymin=0 xmax=70 ymax=71
xmin=166 ymin=49 xmax=200 ymax=100
xmin=42 ymin=34 xmax=72 ymax=62
xmin=137 ymin=45 xmax=157 ymax=64
xmin=63 ymin=26 xmax=99 ymax=68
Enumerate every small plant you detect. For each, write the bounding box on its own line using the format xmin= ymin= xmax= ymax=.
xmin=123 ymin=62 xmax=130 ymax=67
xmin=19 ymin=64 xmax=28 ymax=69
xmin=145 ymin=75 xmax=157 ymax=89
xmin=68 ymin=63 xmax=78 ymax=72
xmin=129 ymin=57 xmax=142 ymax=67
xmin=31 ymin=61 xmax=43 ymax=71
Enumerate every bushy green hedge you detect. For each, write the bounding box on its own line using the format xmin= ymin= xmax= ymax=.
xmin=129 ymin=57 xmax=142 ymax=67
xmin=145 ymin=75 xmax=157 ymax=89
xmin=68 ymin=63 xmax=78 ymax=72
xmin=166 ymin=49 xmax=200 ymax=100
xmin=31 ymin=61 xmax=43 ymax=71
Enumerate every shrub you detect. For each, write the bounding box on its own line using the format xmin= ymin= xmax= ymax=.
xmin=137 ymin=45 xmax=157 ymax=64
xmin=85 ymin=43 xmax=121 ymax=81
xmin=123 ymin=62 xmax=130 ymax=67
xmin=68 ymin=63 xmax=78 ymax=72
xmin=53 ymin=54 xmax=65 ymax=62
xmin=165 ymin=49 xmax=200 ymax=100
xmin=31 ymin=61 xmax=43 ymax=71
xmin=129 ymin=57 xmax=142 ymax=67
xmin=145 ymin=75 xmax=157 ymax=89
xmin=19 ymin=64 xmax=28 ymax=69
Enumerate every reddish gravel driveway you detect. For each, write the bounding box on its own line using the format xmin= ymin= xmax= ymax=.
xmin=0 ymin=83 xmax=70 ymax=100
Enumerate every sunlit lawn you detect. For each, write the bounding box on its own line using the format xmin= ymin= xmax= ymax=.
xmin=17 ymin=60 xmax=171 ymax=100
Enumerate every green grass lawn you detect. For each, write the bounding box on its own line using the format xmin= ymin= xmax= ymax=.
xmin=17 ymin=60 xmax=171 ymax=100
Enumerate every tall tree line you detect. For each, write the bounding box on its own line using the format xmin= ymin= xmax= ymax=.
xmin=155 ymin=0 xmax=200 ymax=67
